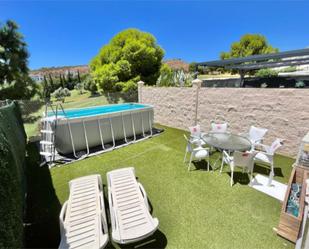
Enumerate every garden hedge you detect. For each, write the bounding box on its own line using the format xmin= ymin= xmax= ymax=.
xmin=0 ymin=101 xmax=27 ymax=248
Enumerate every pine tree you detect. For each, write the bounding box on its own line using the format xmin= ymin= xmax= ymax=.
xmin=67 ymin=70 xmax=72 ymax=83
xmin=43 ymin=75 xmax=50 ymax=99
xmin=77 ymin=70 xmax=81 ymax=83
xmin=48 ymin=74 xmax=54 ymax=91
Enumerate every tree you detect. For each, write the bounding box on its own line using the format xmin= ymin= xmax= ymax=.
xmin=0 ymin=20 xmax=37 ymax=99
xmin=48 ymin=74 xmax=54 ymax=90
xmin=220 ymin=34 xmax=278 ymax=59
xmin=189 ymin=62 xmax=197 ymax=73
xmin=42 ymin=75 xmax=51 ymax=99
xmin=77 ymin=70 xmax=81 ymax=83
xmin=90 ymin=28 xmax=164 ymax=92
xmin=75 ymin=82 xmax=83 ymax=94
xmin=51 ymin=87 xmax=71 ymax=103
xmin=220 ymin=34 xmax=279 ymax=87
xmin=83 ymin=75 xmax=98 ymax=95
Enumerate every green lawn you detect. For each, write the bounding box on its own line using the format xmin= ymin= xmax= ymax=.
xmin=45 ymin=124 xmax=294 ymax=249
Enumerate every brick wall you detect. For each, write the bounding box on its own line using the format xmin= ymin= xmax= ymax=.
xmin=141 ymin=85 xmax=309 ymax=157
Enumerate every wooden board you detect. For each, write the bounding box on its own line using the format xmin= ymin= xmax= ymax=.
xmin=277 ymin=166 xmax=307 ymax=243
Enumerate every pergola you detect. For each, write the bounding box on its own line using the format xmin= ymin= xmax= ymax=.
xmin=197 ymin=48 xmax=309 ymax=86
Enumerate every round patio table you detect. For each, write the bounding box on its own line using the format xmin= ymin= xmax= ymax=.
xmin=202 ymin=132 xmax=252 ymax=170
xmin=202 ymin=132 xmax=252 ymax=152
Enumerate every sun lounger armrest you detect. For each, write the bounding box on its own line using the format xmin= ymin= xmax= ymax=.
xmin=99 ymin=192 xmax=108 ymax=233
xmin=108 ymin=188 xmax=119 ymax=234
xmin=59 ymin=201 xmax=68 ymax=236
xmin=138 ymin=182 xmax=150 ymax=211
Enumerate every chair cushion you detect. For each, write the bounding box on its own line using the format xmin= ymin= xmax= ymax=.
xmin=195 ymin=149 xmax=208 ymax=159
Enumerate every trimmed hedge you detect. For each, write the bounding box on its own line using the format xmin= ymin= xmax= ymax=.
xmin=0 ymin=101 xmax=27 ymax=248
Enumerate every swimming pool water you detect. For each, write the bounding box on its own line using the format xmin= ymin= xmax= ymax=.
xmin=48 ymin=103 xmax=148 ymax=119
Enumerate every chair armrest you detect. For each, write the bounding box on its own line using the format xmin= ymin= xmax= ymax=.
xmin=257 ymin=143 xmax=271 ymax=154
xmin=59 ymin=201 xmax=68 ymax=236
xmin=254 ymin=150 xmax=274 ymax=161
xmin=99 ymin=192 xmax=108 ymax=234
xmin=108 ymin=189 xmax=118 ymax=232
xmin=253 ymin=138 xmax=263 ymax=144
xmin=138 ymin=182 xmax=150 ymax=211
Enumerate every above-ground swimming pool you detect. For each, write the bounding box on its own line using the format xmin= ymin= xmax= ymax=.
xmin=41 ymin=103 xmax=154 ymax=156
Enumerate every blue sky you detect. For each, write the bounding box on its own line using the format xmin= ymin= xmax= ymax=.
xmin=1 ymin=1 xmax=309 ymax=70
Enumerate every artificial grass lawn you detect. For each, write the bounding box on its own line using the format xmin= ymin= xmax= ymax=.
xmin=50 ymin=125 xmax=294 ymax=249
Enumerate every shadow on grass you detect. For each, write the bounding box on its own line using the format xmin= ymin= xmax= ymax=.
xmin=23 ymin=115 xmax=41 ymax=124
xmin=227 ymin=172 xmax=250 ymax=185
xmin=24 ymin=142 xmax=61 ymax=248
xmin=223 ymin=163 xmax=284 ymax=186
xmin=192 ymin=160 xmax=214 ymax=171
xmin=119 ymin=230 xmax=167 ymax=249
xmin=88 ymin=92 xmax=101 ymax=98
xmin=254 ymin=163 xmax=284 ymax=178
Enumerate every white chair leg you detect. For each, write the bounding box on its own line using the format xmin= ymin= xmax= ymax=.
xmin=220 ymin=158 xmax=224 ymax=174
xmin=267 ymin=161 xmax=274 ymax=186
xmin=207 ymin=157 xmax=210 ymax=171
xmin=230 ymin=168 xmax=234 ymax=187
xmin=188 ymin=153 xmax=193 ymax=171
xmin=184 ymin=151 xmax=188 ymax=163
xmin=249 ymin=168 xmax=253 ymax=186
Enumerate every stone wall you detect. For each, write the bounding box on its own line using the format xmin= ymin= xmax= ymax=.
xmin=141 ymin=85 xmax=309 ymax=157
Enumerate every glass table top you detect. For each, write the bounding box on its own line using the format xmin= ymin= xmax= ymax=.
xmin=202 ymin=132 xmax=252 ymax=151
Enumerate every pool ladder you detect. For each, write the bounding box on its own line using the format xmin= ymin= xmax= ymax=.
xmin=39 ymin=103 xmax=66 ymax=162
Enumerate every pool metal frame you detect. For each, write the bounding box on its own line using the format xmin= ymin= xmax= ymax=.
xmin=40 ymin=103 xmax=154 ymax=164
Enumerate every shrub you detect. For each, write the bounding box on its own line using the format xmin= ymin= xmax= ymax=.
xmin=261 ymin=83 xmax=268 ymax=88
xmin=75 ymin=83 xmax=83 ymax=94
xmin=0 ymin=101 xmax=27 ymax=248
xmin=189 ymin=62 xmax=197 ymax=73
xmin=51 ymin=87 xmax=71 ymax=102
xmin=157 ymin=64 xmax=194 ymax=87
xmin=295 ymin=81 xmax=305 ymax=88
xmin=156 ymin=64 xmax=174 ymax=86
xmin=83 ymin=75 xmax=98 ymax=95
xmin=280 ymin=66 xmax=297 ymax=73
xmin=255 ymin=68 xmax=278 ymax=78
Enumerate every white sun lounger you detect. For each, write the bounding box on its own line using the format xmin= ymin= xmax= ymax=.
xmin=107 ymin=167 xmax=159 ymax=244
xmin=59 ymin=174 xmax=109 ymax=249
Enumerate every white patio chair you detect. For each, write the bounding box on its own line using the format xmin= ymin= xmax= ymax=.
xmin=254 ymin=138 xmax=284 ymax=186
xmin=184 ymin=134 xmax=210 ymax=171
xmin=188 ymin=124 xmax=206 ymax=146
xmin=241 ymin=126 xmax=268 ymax=150
xmin=221 ymin=150 xmax=257 ymax=186
xmin=210 ymin=122 xmax=228 ymax=133
xmin=107 ymin=167 xmax=159 ymax=244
